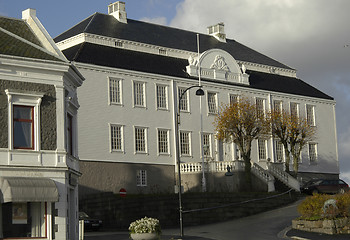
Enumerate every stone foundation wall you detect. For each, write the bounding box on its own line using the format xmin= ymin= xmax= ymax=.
xmin=292 ymin=218 xmax=350 ymax=235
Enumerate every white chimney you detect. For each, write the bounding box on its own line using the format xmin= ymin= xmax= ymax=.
xmin=207 ymin=22 xmax=226 ymax=43
xmin=108 ymin=1 xmax=127 ymax=24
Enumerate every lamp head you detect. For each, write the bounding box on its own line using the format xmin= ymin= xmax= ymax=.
xmin=195 ymin=88 xmax=205 ymax=96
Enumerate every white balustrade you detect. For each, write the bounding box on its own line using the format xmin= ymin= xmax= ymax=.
xmin=180 ymin=160 xmax=245 ymax=174
xmin=251 ymin=162 xmax=275 ymax=192
xmin=267 ymin=162 xmax=300 ymax=191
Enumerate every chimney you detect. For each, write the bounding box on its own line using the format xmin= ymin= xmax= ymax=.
xmin=108 ymin=1 xmax=127 ymax=24
xmin=207 ymin=22 xmax=226 ymax=42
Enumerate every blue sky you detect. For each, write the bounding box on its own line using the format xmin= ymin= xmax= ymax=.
xmin=2 ymin=0 xmax=350 ymax=181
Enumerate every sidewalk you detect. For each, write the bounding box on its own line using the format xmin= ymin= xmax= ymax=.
xmin=286 ymin=228 xmax=350 ymax=240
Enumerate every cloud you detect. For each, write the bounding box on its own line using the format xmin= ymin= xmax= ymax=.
xmin=139 ymin=16 xmax=168 ymax=26
xmin=170 ymin=0 xmax=350 ymax=177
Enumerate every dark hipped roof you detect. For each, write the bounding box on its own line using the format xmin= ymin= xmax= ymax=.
xmin=55 ymin=13 xmax=293 ymax=70
xmin=63 ymin=43 xmax=333 ymax=100
xmin=0 ymin=16 xmax=62 ymax=61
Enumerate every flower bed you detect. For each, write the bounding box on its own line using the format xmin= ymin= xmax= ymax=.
xmin=129 ymin=217 xmax=161 ymax=240
xmin=293 ymin=192 xmax=350 ymax=235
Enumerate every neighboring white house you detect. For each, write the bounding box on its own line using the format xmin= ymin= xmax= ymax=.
xmin=54 ymin=1 xmax=338 ymax=195
xmin=0 ymin=9 xmax=84 ymax=239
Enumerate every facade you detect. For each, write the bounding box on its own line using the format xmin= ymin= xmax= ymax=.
xmin=54 ymin=2 xmax=338 ymax=195
xmin=0 ymin=9 xmax=83 ymax=239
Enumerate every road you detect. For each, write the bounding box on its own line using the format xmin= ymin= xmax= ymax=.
xmin=84 ymin=199 xmax=350 ymax=240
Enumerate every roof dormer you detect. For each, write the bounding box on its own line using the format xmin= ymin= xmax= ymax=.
xmin=108 ymin=1 xmax=127 ymax=24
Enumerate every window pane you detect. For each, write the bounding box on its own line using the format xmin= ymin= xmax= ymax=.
xmin=13 ymin=106 xmax=33 ymax=149
xmin=2 ymin=202 xmax=46 ymax=238
xmin=135 ymin=127 xmax=146 ymax=152
xmin=134 ymin=82 xmax=144 ymax=107
xmin=258 ymin=139 xmax=266 ymax=160
xmin=179 ymin=88 xmax=188 ymax=111
xmin=180 ymin=131 xmax=190 ymax=155
xmin=256 ymin=98 xmax=265 ymax=118
xmin=111 ymin=125 xmax=122 ymax=151
xmin=290 ymin=102 xmax=298 ymax=118
xmin=157 ymin=85 xmax=167 ymax=109
xmin=208 ymin=92 xmax=217 ymax=113
xmin=109 ymin=78 xmax=121 ymax=104
xmin=158 ymin=129 xmax=168 ymax=154
xmin=309 ymin=143 xmax=317 ymax=163
xmin=203 ymin=134 xmax=211 ymax=157
xmin=307 ymin=105 xmax=315 ymax=126
xmin=136 ymin=170 xmax=147 ymax=186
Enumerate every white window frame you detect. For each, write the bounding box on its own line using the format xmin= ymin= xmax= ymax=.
xmin=133 ymin=81 xmax=146 ymax=108
xmin=274 ymin=139 xmax=284 ymax=162
xmin=207 ymin=92 xmax=218 ymax=114
xmin=290 ymin=102 xmax=299 ymax=118
xmin=108 ymin=77 xmax=122 ymax=105
xmin=229 ymin=94 xmax=239 ymax=105
xmin=202 ymin=133 xmax=212 ymax=158
xmin=156 ymin=84 xmax=168 ymax=110
xmin=179 ymin=131 xmax=191 ymax=156
xmin=5 ymin=89 xmax=43 ymax=151
xmin=273 ymin=100 xmax=283 ymax=113
xmin=306 ymin=105 xmax=316 ymax=126
xmin=136 ymin=170 xmax=147 ymax=186
xmin=308 ymin=143 xmax=317 ymax=164
xmin=256 ymin=98 xmax=265 ymax=118
xmin=178 ymin=87 xmax=189 ymax=112
xmin=134 ymin=126 xmax=147 ymax=154
xmin=157 ymin=128 xmax=170 ymax=155
xmin=258 ymin=138 xmax=267 ymax=161
xmin=110 ymin=124 xmax=124 ymax=152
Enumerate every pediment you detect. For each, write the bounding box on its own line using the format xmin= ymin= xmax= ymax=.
xmin=186 ymin=49 xmax=249 ymax=85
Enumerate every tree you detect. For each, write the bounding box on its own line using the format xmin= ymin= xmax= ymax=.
xmin=269 ymin=109 xmax=316 ymax=174
xmin=214 ymin=97 xmax=270 ymax=189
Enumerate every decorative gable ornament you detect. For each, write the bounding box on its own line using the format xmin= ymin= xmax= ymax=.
xmin=186 ymin=49 xmax=249 ymax=85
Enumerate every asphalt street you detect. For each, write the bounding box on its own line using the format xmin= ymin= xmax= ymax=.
xmin=84 ymin=199 xmax=350 ymax=240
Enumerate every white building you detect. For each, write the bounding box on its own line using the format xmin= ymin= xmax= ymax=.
xmin=55 ymin=2 xmax=338 ymax=195
xmin=0 ymin=9 xmax=83 ymax=239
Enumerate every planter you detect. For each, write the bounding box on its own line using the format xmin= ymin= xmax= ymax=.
xmin=292 ymin=218 xmax=350 ymax=235
xmin=130 ymin=233 xmax=159 ymax=240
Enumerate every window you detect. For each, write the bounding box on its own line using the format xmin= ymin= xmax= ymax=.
xmin=275 ymin=140 xmax=284 ymax=162
xmin=156 ymin=85 xmax=167 ymax=109
xmin=258 ymin=139 xmax=267 ymax=160
xmin=309 ymin=143 xmax=317 ymax=163
xmin=67 ymin=113 xmax=73 ymax=155
xmin=256 ymin=98 xmax=265 ymax=118
xmin=207 ymin=92 xmax=218 ymax=114
xmin=111 ymin=124 xmax=123 ymax=151
xmin=290 ymin=102 xmax=299 ymax=118
xmin=136 ymin=170 xmax=147 ymax=186
xmin=159 ymin=49 xmax=167 ymax=55
xmin=109 ymin=77 xmax=122 ymax=104
xmin=273 ymin=100 xmax=282 ymax=113
xmin=13 ymin=105 xmax=34 ymax=149
xmin=229 ymin=94 xmax=239 ymax=105
xmin=202 ymin=133 xmax=212 ymax=157
xmin=6 ymin=90 xmax=43 ymax=151
xmin=135 ymin=127 xmax=147 ymax=153
xmin=180 ymin=131 xmax=191 ymax=156
xmin=306 ymin=105 xmax=315 ymax=126
xmin=2 ymin=202 xmax=47 ymax=238
xmin=133 ymin=81 xmax=145 ymax=107
xmin=178 ymin=87 xmax=189 ymax=112
xmin=158 ymin=129 xmax=169 ymax=154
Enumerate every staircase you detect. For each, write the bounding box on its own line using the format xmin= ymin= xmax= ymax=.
xmin=267 ymin=162 xmax=300 ymax=192
xmin=251 ymin=163 xmax=275 ymax=192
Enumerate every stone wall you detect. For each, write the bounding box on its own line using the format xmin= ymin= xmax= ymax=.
xmin=80 ymin=191 xmax=298 ymax=229
xmin=0 ymin=79 xmax=57 ymax=150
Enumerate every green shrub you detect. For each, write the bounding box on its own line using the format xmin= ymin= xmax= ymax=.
xmin=298 ymin=192 xmax=350 ymax=220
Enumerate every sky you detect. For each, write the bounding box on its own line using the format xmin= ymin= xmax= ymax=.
xmin=2 ymin=0 xmax=350 ymax=181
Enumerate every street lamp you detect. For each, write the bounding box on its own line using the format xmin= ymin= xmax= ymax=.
xmin=175 ymin=85 xmax=204 ymax=237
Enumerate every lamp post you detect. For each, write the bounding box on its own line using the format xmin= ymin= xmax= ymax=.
xmin=175 ymin=85 xmax=204 ymax=237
